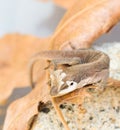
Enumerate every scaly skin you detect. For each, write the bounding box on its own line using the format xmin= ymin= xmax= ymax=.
xmin=29 ymin=49 xmax=110 ymax=92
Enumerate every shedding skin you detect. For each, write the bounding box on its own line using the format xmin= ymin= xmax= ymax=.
xmin=28 ymin=49 xmax=110 ymax=130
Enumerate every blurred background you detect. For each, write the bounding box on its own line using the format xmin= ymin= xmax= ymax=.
xmin=0 ymin=0 xmax=66 ymax=37
xmin=0 ymin=0 xmax=120 ymax=129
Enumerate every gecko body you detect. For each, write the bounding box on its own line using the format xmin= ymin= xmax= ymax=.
xmin=29 ymin=49 xmax=110 ymax=97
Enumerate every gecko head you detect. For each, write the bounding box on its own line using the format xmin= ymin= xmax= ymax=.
xmin=49 ymin=69 xmax=78 ymax=97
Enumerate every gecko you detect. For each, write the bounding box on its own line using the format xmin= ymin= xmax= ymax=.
xmin=28 ymin=49 xmax=110 ymax=130
xmin=29 ymin=49 xmax=110 ymax=96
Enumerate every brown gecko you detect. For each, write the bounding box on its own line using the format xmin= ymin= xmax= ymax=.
xmin=29 ymin=49 xmax=110 ymax=95
xmin=28 ymin=49 xmax=110 ymax=130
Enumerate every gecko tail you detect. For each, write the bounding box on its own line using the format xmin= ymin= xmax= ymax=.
xmin=28 ymin=57 xmax=46 ymax=89
xmin=28 ymin=51 xmax=57 ymax=89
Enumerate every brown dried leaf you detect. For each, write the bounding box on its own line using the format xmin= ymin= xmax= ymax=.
xmin=50 ymin=0 xmax=120 ymax=50
xmin=0 ymin=34 xmax=50 ymax=104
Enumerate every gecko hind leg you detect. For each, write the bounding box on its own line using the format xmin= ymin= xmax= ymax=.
xmin=28 ymin=58 xmax=55 ymax=88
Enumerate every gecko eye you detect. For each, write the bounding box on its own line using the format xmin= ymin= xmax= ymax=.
xmin=70 ymin=82 xmax=74 ymax=86
xmin=66 ymin=81 xmax=78 ymax=88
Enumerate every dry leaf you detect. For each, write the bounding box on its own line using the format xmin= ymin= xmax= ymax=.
xmin=0 ymin=34 xmax=50 ymax=104
xmin=50 ymin=0 xmax=120 ymax=50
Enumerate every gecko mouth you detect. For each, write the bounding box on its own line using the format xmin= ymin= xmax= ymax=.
xmin=50 ymin=81 xmax=78 ymax=97
xmin=58 ymin=81 xmax=78 ymax=96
